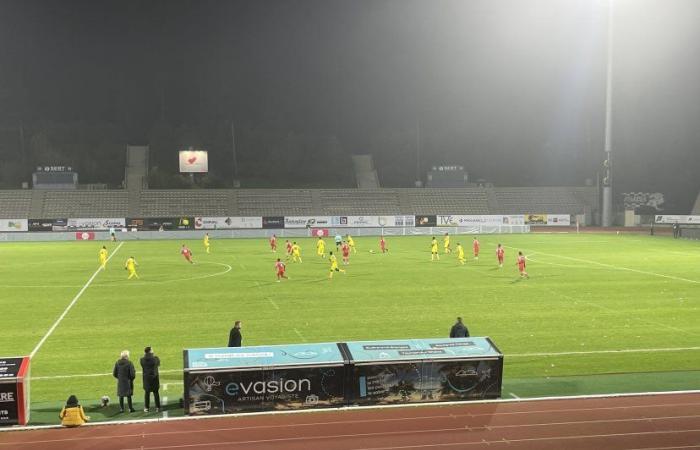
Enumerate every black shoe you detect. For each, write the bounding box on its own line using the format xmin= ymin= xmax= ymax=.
xmin=129 ymin=408 xmax=135 ymax=413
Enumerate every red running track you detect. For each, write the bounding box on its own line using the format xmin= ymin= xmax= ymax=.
xmin=1 ymin=393 xmax=699 ymax=450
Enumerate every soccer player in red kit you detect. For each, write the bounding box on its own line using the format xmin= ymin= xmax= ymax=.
xmin=516 ymin=251 xmax=528 ymax=278
xmin=341 ymin=240 xmax=350 ymax=264
xmin=270 ymin=234 xmax=277 ymax=252
xmin=380 ymin=236 xmax=388 ymax=253
xmin=181 ymin=244 xmax=194 ymax=264
xmin=285 ymin=239 xmax=293 ymax=258
xmin=473 ymin=237 xmax=480 ymax=260
xmin=496 ymin=243 xmax=505 ymax=268
xmin=275 ymin=258 xmax=288 ymax=282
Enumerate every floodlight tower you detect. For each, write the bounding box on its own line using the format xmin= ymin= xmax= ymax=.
xmin=601 ymin=0 xmax=614 ymax=227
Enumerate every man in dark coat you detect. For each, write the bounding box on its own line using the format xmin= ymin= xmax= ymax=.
xmin=449 ymin=317 xmax=469 ymax=338
xmin=140 ymin=346 xmax=161 ymax=413
xmin=228 ymin=321 xmax=242 ymax=347
xmin=113 ymin=350 xmax=136 ymax=413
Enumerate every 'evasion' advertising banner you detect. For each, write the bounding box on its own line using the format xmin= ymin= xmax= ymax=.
xmin=67 ymin=218 xmax=126 ymax=230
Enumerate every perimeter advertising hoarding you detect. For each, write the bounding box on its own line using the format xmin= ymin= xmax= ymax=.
xmin=184 ymin=338 xmax=502 ymax=415
xmin=346 ymin=338 xmax=503 ymax=405
xmin=194 ymin=217 xmax=262 ymax=230
xmin=179 ymin=150 xmax=209 ymax=173
xmin=436 ymin=215 xmax=526 ymax=226
xmin=0 ymin=219 xmax=28 ymax=232
xmin=415 ymin=215 xmax=437 ymax=227
xmin=284 ymin=216 xmax=331 ymax=229
xmin=184 ymin=343 xmax=347 ymax=414
xmin=0 ymin=357 xmax=30 ymax=426
xmin=655 ymin=215 xmax=700 ymax=224
xmin=126 ymin=218 xmax=194 ymax=231
xmin=262 ymin=216 xmax=284 ymax=229
xmin=67 ymin=218 xmax=126 ymax=230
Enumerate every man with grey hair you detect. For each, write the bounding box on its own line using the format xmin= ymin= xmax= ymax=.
xmin=113 ymin=350 xmax=136 ymax=413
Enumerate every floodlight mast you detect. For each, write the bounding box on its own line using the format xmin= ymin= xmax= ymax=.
xmin=601 ymin=0 xmax=614 ymax=227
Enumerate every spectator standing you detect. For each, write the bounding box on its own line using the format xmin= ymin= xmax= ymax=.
xmin=449 ymin=317 xmax=470 ymax=338
xmin=113 ymin=350 xmax=136 ymax=413
xmin=59 ymin=395 xmax=90 ymax=427
xmin=140 ymin=346 xmax=161 ymax=413
xmin=228 ymin=321 xmax=242 ymax=347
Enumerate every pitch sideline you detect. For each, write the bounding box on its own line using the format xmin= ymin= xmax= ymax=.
xmin=29 ymin=242 xmax=125 ymax=359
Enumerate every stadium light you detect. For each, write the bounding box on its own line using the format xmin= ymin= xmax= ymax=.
xmin=601 ymin=0 xmax=614 ymax=227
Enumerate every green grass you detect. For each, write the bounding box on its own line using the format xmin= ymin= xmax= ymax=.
xmin=2 ymin=232 xmax=699 ymax=425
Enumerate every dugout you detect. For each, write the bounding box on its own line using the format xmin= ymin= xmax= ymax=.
xmin=0 ymin=356 xmax=31 ymax=426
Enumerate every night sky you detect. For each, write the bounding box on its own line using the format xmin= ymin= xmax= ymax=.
xmin=1 ymin=0 xmax=699 ymax=211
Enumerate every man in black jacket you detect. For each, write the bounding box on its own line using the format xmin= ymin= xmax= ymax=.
xmin=140 ymin=347 xmax=161 ymax=413
xmin=228 ymin=321 xmax=242 ymax=347
xmin=449 ymin=317 xmax=469 ymax=338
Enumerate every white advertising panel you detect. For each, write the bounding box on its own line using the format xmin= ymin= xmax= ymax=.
xmin=330 ymin=216 xmax=398 ymax=227
xmin=67 ymin=218 xmax=126 ymax=230
xmin=0 ymin=219 xmax=28 ymax=232
xmin=546 ymin=214 xmax=571 ymax=226
xmin=655 ymin=215 xmax=700 ymax=224
xmin=194 ymin=217 xmax=262 ymax=229
xmin=284 ymin=216 xmax=332 ymax=228
xmin=179 ymin=150 xmax=209 ymax=173
xmin=437 ymin=215 xmax=526 ymax=226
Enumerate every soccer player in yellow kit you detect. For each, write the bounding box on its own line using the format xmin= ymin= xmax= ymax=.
xmin=291 ymin=242 xmax=302 ymax=263
xmin=346 ymin=235 xmax=356 ymax=253
xmin=125 ymin=256 xmax=139 ymax=279
xmin=443 ymin=233 xmax=451 ymax=254
xmin=431 ymin=237 xmax=440 ymax=261
xmin=98 ymin=246 xmax=108 ymax=270
xmin=328 ymin=251 xmax=346 ymax=279
xmin=456 ymin=243 xmax=466 ymax=265
xmin=204 ymin=233 xmax=210 ymax=254
xmin=316 ymin=237 xmax=326 ymax=258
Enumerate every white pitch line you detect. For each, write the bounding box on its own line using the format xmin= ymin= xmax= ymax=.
xmin=505 ymin=245 xmax=700 ymax=285
xmin=32 ymin=368 xmax=181 ymax=381
xmin=293 ymin=328 xmax=307 ymax=342
xmin=508 ymin=346 xmax=700 ymax=358
xmin=509 ymin=392 xmax=520 ymax=399
xmin=29 ymin=242 xmax=124 ymax=359
xmin=268 ymin=298 xmax=280 ymax=310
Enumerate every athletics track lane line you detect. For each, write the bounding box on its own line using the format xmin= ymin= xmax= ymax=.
xmin=29 ymin=241 xmax=124 ymax=359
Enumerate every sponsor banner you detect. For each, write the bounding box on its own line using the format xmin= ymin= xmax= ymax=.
xmin=179 ymin=150 xmax=209 ymax=173
xmin=262 ymin=216 xmax=284 ymax=229
xmin=415 ymin=215 xmax=437 ymax=227
xmin=126 ymin=217 xmax=193 ymax=231
xmin=75 ymin=231 xmax=95 ymax=240
xmin=194 ymin=217 xmax=262 ymax=230
xmin=67 ymin=218 xmax=126 ymax=231
xmin=0 ymin=219 xmax=28 ymax=232
xmin=655 ymin=215 xmax=700 ymax=224
xmin=52 ymin=218 xmax=68 ymax=231
xmin=435 ymin=214 xmax=528 ymax=227
xmin=28 ymin=219 xmax=54 ymax=232
xmin=310 ymin=228 xmax=329 ymax=237
xmin=393 ymin=215 xmax=416 ymax=227
xmin=546 ymin=214 xmax=571 ymax=226
xmin=284 ymin=216 xmax=331 ymax=229
xmin=352 ymin=358 xmax=502 ymax=405
xmin=524 ymin=214 xmax=547 ymax=225
xmin=330 ymin=216 xmax=398 ymax=227
xmin=185 ymin=365 xmax=346 ymax=414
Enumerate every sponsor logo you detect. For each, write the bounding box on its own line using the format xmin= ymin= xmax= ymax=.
xmin=225 ymin=378 xmax=311 ymax=396
xmin=0 ymin=392 xmax=14 ymax=402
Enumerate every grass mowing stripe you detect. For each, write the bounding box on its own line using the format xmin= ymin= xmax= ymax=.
xmin=29 ymin=241 xmax=124 ymax=359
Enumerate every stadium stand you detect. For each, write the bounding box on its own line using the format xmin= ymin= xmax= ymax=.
xmin=236 ymin=189 xmax=314 ymax=215
xmin=2 ymin=186 xmax=597 ymax=219
xmin=40 ymin=190 xmax=129 ymax=218
xmin=0 ymin=190 xmax=32 ymax=218
xmin=138 ymin=190 xmax=229 ymax=216
xmin=319 ymin=189 xmax=401 ymax=215
xmin=491 ymin=187 xmax=596 ymax=215
xmin=402 ymin=188 xmax=490 ymax=214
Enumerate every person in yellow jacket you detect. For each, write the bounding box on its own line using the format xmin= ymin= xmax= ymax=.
xmin=98 ymin=246 xmax=109 ymax=270
xmin=125 ymin=256 xmax=139 ymax=279
xmin=59 ymin=395 xmax=90 ymax=427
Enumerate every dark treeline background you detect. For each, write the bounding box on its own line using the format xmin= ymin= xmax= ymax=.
xmin=1 ymin=0 xmax=699 ymax=211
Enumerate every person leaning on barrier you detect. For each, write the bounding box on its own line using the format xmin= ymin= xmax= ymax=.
xmin=59 ymin=395 xmax=90 ymax=427
xmin=449 ymin=317 xmax=470 ymax=338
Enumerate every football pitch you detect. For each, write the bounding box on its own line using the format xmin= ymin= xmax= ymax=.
xmin=2 ymin=232 xmax=699 ymax=424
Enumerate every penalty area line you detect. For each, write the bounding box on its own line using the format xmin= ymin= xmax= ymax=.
xmin=29 ymin=242 xmax=124 ymax=359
